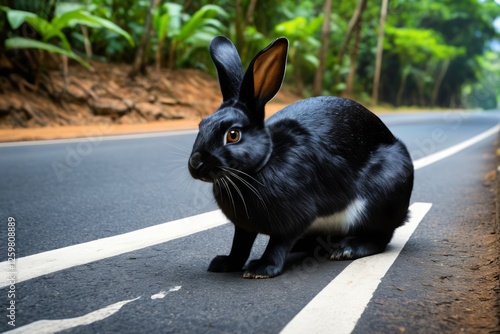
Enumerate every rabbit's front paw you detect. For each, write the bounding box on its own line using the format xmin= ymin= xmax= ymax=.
xmin=208 ymin=255 xmax=244 ymax=272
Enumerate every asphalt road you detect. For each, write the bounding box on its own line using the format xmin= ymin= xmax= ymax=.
xmin=1 ymin=111 xmax=499 ymax=333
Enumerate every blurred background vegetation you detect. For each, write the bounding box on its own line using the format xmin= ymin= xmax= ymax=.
xmin=1 ymin=0 xmax=499 ymax=110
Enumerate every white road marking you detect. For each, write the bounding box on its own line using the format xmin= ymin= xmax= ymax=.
xmin=151 ymin=286 xmax=182 ymax=300
xmin=5 ymin=286 xmax=183 ymax=332
xmin=413 ymin=124 xmax=500 ymax=170
xmin=0 ymin=211 xmax=228 ymax=288
xmin=151 ymin=291 xmax=167 ymax=299
xmin=0 ymin=129 xmax=198 ymax=148
xmin=151 ymin=291 xmax=168 ymax=299
xmin=280 ymin=202 xmax=432 ymax=334
xmin=4 ymin=297 xmax=141 ymax=334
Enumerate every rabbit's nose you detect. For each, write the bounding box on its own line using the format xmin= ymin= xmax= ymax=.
xmin=189 ymin=152 xmax=204 ymax=170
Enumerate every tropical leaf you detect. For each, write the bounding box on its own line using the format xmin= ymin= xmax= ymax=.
xmin=52 ymin=9 xmax=135 ymax=46
xmin=78 ymin=12 xmax=135 ymax=46
xmin=153 ymin=11 xmax=170 ymax=41
xmin=275 ymin=17 xmax=307 ymax=35
xmin=23 ymin=16 xmax=72 ymax=50
xmin=54 ymin=2 xmax=85 ymax=16
xmin=175 ymin=4 xmax=227 ymax=42
xmin=0 ymin=7 xmax=37 ymax=29
xmin=306 ymin=15 xmax=324 ymax=35
xmin=4 ymin=37 xmax=91 ymax=69
xmin=153 ymin=2 xmax=182 ymax=40
xmin=202 ymin=18 xmax=226 ymax=31
xmin=304 ymin=54 xmax=320 ymax=69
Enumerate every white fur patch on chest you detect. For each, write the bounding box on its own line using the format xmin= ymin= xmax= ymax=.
xmin=308 ymin=198 xmax=367 ymax=235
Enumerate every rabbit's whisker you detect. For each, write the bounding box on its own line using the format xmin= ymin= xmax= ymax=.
xmin=163 ymin=141 xmax=192 ymax=155
xmin=165 ymin=166 xmax=192 ymax=190
xmin=214 ymin=178 xmax=223 ymax=203
xmin=220 ymin=168 xmax=270 ymax=217
xmin=224 ymin=175 xmax=250 ymax=219
xmin=221 ymin=168 xmax=264 ymax=202
xmin=221 ymin=166 xmax=264 ymax=186
xmin=220 ymin=178 xmax=237 ymax=219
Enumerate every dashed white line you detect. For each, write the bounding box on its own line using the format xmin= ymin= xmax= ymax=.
xmin=151 ymin=286 xmax=182 ymax=300
xmin=151 ymin=291 xmax=168 ymax=300
xmin=4 ymin=297 xmax=141 ymax=334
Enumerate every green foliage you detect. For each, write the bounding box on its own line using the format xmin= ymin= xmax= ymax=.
xmin=153 ymin=2 xmax=228 ymax=69
xmin=1 ymin=2 xmax=134 ymax=69
xmin=273 ymin=11 xmax=323 ymax=92
xmin=381 ymin=0 xmax=500 ymax=107
xmin=5 ymin=36 xmax=90 ymax=68
xmin=153 ymin=2 xmax=182 ymax=43
xmin=55 ymin=4 xmax=134 ymax=46
xmin=275 ymin=15 xmax=322 ymax=69
xmin=385 ymin=27 xmax=465 ymax=62
xmin=2 ymin=7 xmax=38 ymax=29
xmin=80 ymin=0 xmax=149 ymax=61
xmin=462 ymin=51 xmax=500 ymax=109
xmin=0 ymin=0 xmax=498 ymax=109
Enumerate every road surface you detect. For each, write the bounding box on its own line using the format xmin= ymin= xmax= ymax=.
xmin=1 ymin=111 xmax=499 ymax=333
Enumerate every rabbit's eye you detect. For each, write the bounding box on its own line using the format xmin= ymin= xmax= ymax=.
xmin=225 ymin=129 xmax=241 ymax=144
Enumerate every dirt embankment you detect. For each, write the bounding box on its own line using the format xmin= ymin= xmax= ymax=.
xmin=0 ymin=61 xmax=222 ymax=128
xmin=0 ymin=60 xmax=300 ymax=142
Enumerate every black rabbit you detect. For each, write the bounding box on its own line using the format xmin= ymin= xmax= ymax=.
xmin=188 ymin=36 xmax=414 ymax=279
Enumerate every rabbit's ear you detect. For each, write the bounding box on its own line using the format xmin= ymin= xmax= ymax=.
xmin=240 ymin=38 xmax=288 ymax=122
xmin=210 ymin=36 xmax=244 ymax=102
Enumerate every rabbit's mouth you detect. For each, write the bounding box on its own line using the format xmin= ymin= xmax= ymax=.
xmin=190 ymin=170 xmax=214 ymax=183
xmin=199 ymin=176 xmax=213 ymax=183
xmin=188 ymin=151 xmax=216 ymax=183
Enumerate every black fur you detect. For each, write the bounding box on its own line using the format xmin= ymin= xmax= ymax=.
xmin=188 ymin=36 xmax=414 ymax=279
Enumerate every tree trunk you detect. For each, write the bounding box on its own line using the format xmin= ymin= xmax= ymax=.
xmin=371 ymin=0 xmax=389 ymax=106
xmin=338 ymin=0 xmax=367 ymax=65
xmin=396 ymin=67 xmax=410 ymax=107
xmin=246 ymin=0 xmax=258 ymax=25
xmin=417 ymin=82 xmax=425 ymax=106
xmin=342 ymin=18 xmax=362 ymax=99
xmin=235 ymin=0 xmax=245 ymax=51
xmin=312 ymin=0 xmax=332 ymax=96
xmin=81 ymin=26 xmax=92 ymax=57
xmin=333 ymin=0 xmax=367 ymax=90
xmin=431 ymin=60 xmax=450 ymax=107
xmin=155 ymin=38 xmax=162 ymax=71
xmin=182 ymin=0 xmax=193 ymax=11
xmin=129 ymin=0 xmax=158 ymax=79
xmin=167 ymin=40 xmax=178 ymax=69
xmin=239 ymin=0 xmax=258 ymax=62
xmin=415 ymin=71 xmax=426 ymax=106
